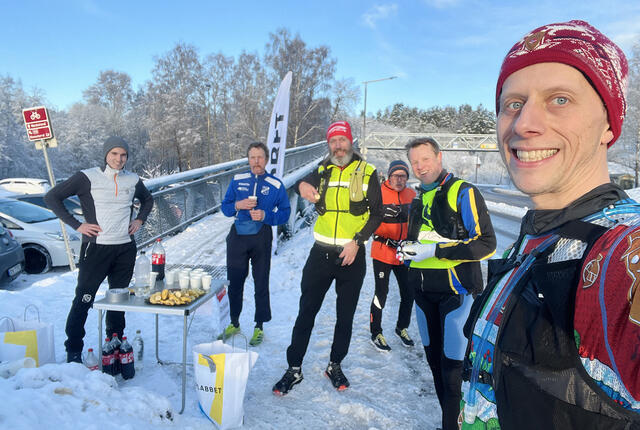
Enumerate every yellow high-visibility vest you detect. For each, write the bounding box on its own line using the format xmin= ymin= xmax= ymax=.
xmin=313 ymin=159 xmax=376 ymax=246
xmin=410 ymin=179 xmax=464 ymax=269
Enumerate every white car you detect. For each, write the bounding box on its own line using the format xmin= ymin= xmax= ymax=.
xmin=0 ymin=198 xmax=81 ymax=274
xmin=0 ymin=178 xmax=52 ymax=195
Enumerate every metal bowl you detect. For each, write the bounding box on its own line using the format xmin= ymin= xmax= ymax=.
xmin=105 ymin=288 xmax=130 ymax=303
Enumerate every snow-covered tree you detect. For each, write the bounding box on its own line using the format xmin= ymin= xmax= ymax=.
xmin=264 ymin=28 xmax=336 ymax=146
xmin=147 ymin=43 xmax=204 ymax=172
xmin=0 ymin=76 xmax=47 ymax=178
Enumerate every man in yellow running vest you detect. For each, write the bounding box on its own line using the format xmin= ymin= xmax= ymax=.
xmin=397 ymin=137 xmax=496 ymax=430
xmin=273 ymin=121 xmax=382 ymax=395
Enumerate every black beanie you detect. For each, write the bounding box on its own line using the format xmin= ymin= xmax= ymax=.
xmin=103 ymin=136 xmax=130 ymax=162
xmin=388 ymin=160 xmax=409 ymax=177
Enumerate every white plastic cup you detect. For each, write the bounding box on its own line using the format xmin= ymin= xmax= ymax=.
xmin=178 ymin=274 xmax=190 ymax=290
xmin=149 ymin=272 xmax=158 ymax=288
xmin=165 ymin=270 xmax=176 ymax=286
xmin=180 ymin=269 xmax=191 ymax=279
xmin=190 ymin=274 xmax=202 ymax=289
xmin=201 ymin=274 xmax=212 ymax=291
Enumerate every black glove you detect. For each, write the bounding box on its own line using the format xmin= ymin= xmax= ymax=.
xmin=383 ymin=204 xmax=401 ymax=219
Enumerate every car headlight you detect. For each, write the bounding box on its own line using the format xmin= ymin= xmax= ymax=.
xmin=68 ymin=233 xmax=80 ymax=241
xmin=45 ymin=232 xmax=65 ymax=241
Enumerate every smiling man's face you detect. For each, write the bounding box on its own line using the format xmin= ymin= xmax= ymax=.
xmin=497 ymin=62 xmax=613 ymax=209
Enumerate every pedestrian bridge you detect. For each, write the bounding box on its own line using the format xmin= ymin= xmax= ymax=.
xmin=362 ymin=132 xmax=498 ymax=153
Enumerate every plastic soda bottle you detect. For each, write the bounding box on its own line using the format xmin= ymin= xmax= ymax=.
xmin=120 ymin=336 xmax=135 ymax=380
xmin=84 ymin=348 xmax=99 ymax=371
xmin=101 ymin=338 xmax=115 ymax=375
xmin=134 ymin=251 xmax=151 ymax=287
xmin=151 ymin=238 xmax=166 ymax=281
xmin=110 ymin=333 xmax=122 ymax=375
xmin=132 ymin=330 xmax=144 ymax=372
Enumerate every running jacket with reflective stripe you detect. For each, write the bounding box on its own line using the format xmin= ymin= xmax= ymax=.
xmin=370 ymin=180 xmax=415 ymax=264
xmin=221 ymin=170 xmax=291 ymax=235
xmin=408 ymin=172 xmax=496 ymax=294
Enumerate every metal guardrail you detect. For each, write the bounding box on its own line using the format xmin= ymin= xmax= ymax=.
xmin=363 ymin=132 xmax=498 ymax=152
xmin=134 ymin=141 xmax=328 ymax=248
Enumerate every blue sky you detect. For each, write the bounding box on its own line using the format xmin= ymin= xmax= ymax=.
xmin=2 ymin=1 xmax=639 ymax=116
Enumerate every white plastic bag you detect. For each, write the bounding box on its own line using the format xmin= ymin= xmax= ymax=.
xmin=192 ymin=339 xmax=258 ymax=429
xmin=0 ymin=305 xmax=55 ymax=367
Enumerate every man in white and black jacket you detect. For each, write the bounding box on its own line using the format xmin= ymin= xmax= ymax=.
xmin=45 ymin=136 xmax=153 ymax=363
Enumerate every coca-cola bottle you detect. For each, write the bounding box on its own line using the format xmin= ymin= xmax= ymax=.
xmin=110 ymin=333 xmax=122 ymax=375
xmin=101 ymin=337 xmax=115 ymax=375
xmin=151 ymin=238 xmax=166 ymax=281
xmin=120 ymin=336 xmax=135 ymax=380
xmin=84 ymin=348 xmax=99 ymax=371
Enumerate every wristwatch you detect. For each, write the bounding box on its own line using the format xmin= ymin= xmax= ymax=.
xmin=353 ymin=233 xmax=366 ymax=247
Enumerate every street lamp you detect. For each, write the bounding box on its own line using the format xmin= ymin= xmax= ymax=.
xmin=362 ymin=75 xmax=397 ymax=156
xmin=205 ymin=83 xmax=212 ymax=165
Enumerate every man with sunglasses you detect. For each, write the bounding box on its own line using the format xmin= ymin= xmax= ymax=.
xmin=368 ymin=160 xmax=416 ymax=352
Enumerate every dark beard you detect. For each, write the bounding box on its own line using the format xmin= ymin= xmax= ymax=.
xmin=330 ymin=150 xmax=353 ymax=167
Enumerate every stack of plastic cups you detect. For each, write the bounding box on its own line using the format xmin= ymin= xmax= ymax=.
xmin=149 ymin=272 xmax=158 ymax=294
xmin=165 ymin=269 xmax=176 ymax=288
xmin=178 ymin=272 xmax=190 ymax=290
xmin=190 ymin=273 xmax=202 ymax=290
xmin=201 ymin=274 xmax=212 ymax=291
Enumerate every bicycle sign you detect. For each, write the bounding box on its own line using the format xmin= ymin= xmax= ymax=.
xmin=22 ymin=106 xmax=53 ymax=142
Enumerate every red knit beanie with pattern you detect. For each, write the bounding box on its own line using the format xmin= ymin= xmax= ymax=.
xmin=326 ymin=121 xmax=353 ymax=143
xmin=496 ymin=20 xmax=628 ymax=146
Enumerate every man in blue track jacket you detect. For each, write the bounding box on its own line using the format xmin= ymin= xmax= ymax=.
xmin=219 ymin=142 xmax=291 ymax=346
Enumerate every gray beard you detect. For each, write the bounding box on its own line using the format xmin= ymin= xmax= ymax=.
xmin=330 ymin=150 xmax=353 ymax=167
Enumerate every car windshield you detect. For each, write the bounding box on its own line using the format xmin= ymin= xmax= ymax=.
xmin=0 ymin=199 xmax=57 ymax=223
xmin=18 ymin=195 xmax=82 ymax=214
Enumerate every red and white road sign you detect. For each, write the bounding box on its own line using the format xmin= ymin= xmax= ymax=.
xmin=22 ymin=106 xmax=53 ymax=141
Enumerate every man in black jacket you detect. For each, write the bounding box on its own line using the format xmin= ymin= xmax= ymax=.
xmin=45 ymin=136 xmax=153 ymax=363
xmin=460 ymin=21 xmax=640 ymax=429
xmin=397 ymin=137 xmax=496 ymax=430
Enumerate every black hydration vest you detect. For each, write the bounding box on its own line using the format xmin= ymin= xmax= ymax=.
xmin=407 ymin=176 xmax=468 ymax=241
xmin=465 ymin=219 xmax=640 ymax=429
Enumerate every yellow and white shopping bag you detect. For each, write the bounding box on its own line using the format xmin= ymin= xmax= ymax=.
xmin=193 ymin=340 xmax=258 ymax=429
xmin=0 ymin=305 xmax=55 ymax=367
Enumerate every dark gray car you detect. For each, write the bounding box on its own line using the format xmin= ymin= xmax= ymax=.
xmin=0 ymin=223 xmax=25 ymax=285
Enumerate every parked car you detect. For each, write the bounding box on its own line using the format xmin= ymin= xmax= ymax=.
xmin=0 ymin=198 xmax=81 ymax=274
xmin=0 ymin=223 xmax=25 ymax=284
xmin=0 ymin=178 xmax=52 ymax=194
xmin=12 ymin=193 xmax=84 ymax=222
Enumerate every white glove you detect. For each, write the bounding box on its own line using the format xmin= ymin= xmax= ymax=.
xmin=397 ymin=241 xmax=436 ymax=262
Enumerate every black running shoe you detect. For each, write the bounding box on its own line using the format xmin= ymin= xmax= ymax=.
xmin=395 ymin=327 xmax=415 ymax=347
xmin=272 ymin=367 xmax=303 ymax=396
xmin=67 ymin=351 xmax=82 ymax=363
xmin=325 ymin=362 xmax=349 ymax=391
xmin=371 ymin=333 xmax=392 ymax=352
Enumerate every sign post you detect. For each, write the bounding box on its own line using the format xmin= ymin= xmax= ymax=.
xmin=22 ymin=106 xmax=76 ymax=271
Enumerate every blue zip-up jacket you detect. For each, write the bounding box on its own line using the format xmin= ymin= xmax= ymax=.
xmin=221 ymin=171 xmax=291 ymax=235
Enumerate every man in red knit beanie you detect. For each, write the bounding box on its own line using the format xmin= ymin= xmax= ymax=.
xmin=461 ymin=20 xmax=640 ymax=429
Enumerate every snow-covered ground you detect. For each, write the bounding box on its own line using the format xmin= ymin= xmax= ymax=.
xmin=1 ymin=212 xmax=441 ymax=429
xmin=2 ymin=186 xmax=638 ymax=429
